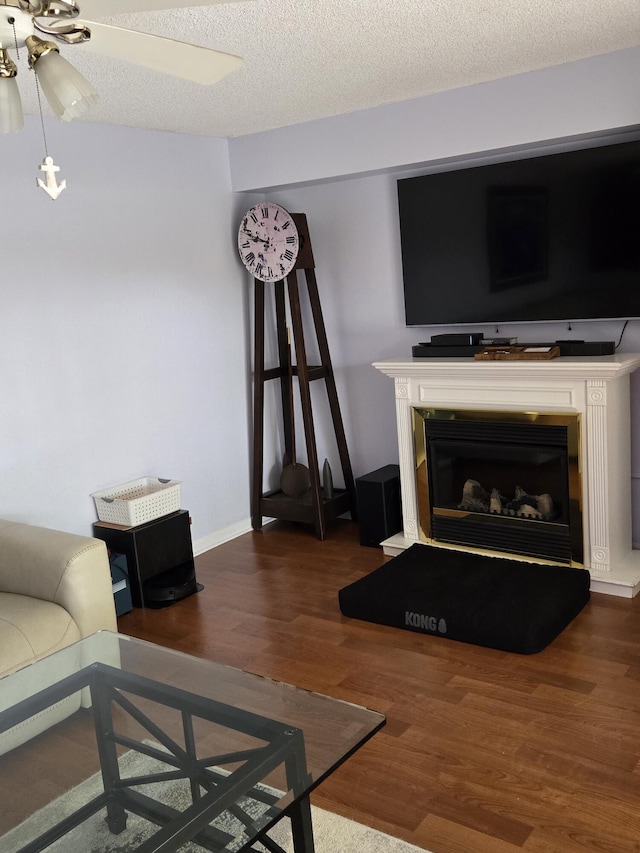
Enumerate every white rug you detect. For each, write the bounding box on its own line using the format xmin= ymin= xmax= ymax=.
xmin=1 ymin=748 xmax=431 ymax=853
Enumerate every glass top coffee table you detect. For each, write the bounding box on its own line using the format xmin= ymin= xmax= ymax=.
xmin=0 ymin=631 xmax=385 ymax=853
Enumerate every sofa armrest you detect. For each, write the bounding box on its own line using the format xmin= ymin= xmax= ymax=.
xmin=0 ymin=520 xmax=117 ymax=638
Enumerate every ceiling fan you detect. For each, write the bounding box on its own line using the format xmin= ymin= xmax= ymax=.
xmin=0 ymin=0 xmax=245 ymax=91
xmin=1 ymin=1 xmax=247 ymax=196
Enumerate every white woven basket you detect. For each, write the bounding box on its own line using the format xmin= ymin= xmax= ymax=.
xmin=91 ymin=477 xmax=182 ymax=527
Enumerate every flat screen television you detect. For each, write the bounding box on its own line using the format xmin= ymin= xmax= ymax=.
xmin=398 ymin=137 xmax=640 ymax=327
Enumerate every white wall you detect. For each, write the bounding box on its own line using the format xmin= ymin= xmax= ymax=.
xmin=0 ymin=118 xmax=251 ymax=551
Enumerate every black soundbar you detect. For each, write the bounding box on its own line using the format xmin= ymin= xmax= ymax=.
xmin=412 ymin=341 xmax=616 ymax=358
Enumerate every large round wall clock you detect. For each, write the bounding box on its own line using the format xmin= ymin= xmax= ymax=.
xmin=237 ymin=202 xmax=300 ymax=282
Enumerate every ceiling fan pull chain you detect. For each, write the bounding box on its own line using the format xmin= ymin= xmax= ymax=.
xmin=34 ymin=74 xmax=67 ymax=200
xmin=10 ymin=16 xmax=20 ymax=59
xmin=34 ymin=72 xmax=48 ymax=158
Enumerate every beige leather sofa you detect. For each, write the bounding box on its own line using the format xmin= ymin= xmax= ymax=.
xmin=0 ymin=519 xmax=118 ymax=752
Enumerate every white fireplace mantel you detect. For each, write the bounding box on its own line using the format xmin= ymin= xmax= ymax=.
xmin=373 ymin=354 xmax=640 ymax=597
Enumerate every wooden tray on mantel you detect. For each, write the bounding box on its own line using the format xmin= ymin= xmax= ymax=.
xmin=474 ymin=345 xmax=560 ymax=361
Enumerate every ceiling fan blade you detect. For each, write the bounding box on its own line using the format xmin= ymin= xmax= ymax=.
xmin=79 ymin=0 xmax=250 ymax=16
xmin=76 ymin=21 xmax=243 ymax=85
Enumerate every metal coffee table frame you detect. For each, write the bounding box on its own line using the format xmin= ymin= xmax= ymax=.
xmin=0 ymin=661 xmax=316 ymax=853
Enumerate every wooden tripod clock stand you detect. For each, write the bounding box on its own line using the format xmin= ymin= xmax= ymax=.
xmin=239 ymin=204 xmax=356 ymax=540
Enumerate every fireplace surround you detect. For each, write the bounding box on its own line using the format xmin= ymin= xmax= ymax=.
xmin=373 ymin=354 xmax=640 ymax=597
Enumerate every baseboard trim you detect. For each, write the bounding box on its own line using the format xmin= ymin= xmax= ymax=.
xmin=192 ymin=519 xmax=253 ymax=556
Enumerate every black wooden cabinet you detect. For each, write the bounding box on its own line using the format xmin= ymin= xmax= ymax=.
xmin=93 ymin=510 xmax=198 ymax=608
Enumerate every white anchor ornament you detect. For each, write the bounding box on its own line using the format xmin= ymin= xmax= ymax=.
xmin=37 ymin=156 xmax=66 ymax=200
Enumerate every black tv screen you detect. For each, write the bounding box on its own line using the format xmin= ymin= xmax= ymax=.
xmin=398 ymin=138 xmax=640 ymax=327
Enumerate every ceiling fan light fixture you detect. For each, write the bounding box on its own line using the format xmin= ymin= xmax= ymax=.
xmin=26 ymin=33 xmax=98 ymax=121
xmin=0 ymin=48 xmax=24 ymax=133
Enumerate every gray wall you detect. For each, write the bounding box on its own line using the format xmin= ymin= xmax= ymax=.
xmin=0 ymin=120 xmax=252 ymax=552
xmin=229 ymin=46 xmax=640 ymax=190
xmin=2 ymin=45 xmax=640 ymax=552
xmin=267 ymin=176 xmax=640 ymax=507
xmin=230 ymin=45 xmax=640 ymax=544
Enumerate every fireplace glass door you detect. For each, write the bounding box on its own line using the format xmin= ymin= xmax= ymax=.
xmin=413 ymin=409 xmax=583 ymax=565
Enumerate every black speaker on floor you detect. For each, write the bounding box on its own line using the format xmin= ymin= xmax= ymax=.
xmin=356 ymin=464 xmax=402 ymax=548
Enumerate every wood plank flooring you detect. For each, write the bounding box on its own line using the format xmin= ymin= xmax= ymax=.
xmin=117 ymin=520 xmax=640 ymax=853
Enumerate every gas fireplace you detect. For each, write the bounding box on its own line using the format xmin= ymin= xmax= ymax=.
xmin=414 ymin=408 xmax=582 ymax=564
xmin=374 ymin=354 xmax=640 ymax=597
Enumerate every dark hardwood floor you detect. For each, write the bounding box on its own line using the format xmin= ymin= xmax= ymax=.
xmin=117 ymin=520 xmax=640 ymax=853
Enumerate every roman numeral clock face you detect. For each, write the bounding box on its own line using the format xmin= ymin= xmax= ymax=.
xmin=237 ymin=203 xmax=300 ymax=282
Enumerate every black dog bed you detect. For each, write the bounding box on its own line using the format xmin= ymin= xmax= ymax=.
xmin=339 ymin=544 xmax=590 ymax=654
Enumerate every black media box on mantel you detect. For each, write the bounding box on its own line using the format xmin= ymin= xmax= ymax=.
xmin=430 ymin=332 xmax=484 ymax=346
xmin=356 ymin=465 xmax=402 ymax=548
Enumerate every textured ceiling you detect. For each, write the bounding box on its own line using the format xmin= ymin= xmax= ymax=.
xmin=15 ymin=0 xmax=640 ymax=138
